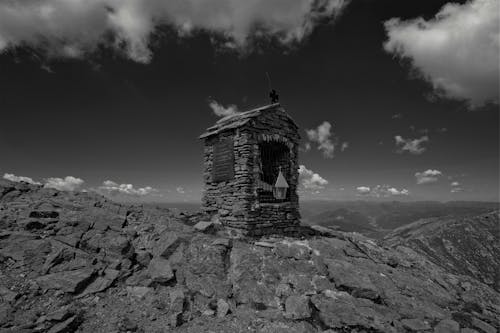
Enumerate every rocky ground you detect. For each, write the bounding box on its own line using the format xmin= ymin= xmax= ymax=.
xmin=0 ymin=179 xmax=499 ymax=333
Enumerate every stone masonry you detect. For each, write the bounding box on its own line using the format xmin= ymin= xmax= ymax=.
xmin=199 ymin=103 xmax=301 ymax=236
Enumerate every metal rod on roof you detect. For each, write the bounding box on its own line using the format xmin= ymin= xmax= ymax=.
xmin=266 ymin=72 xmax=272 ymax=91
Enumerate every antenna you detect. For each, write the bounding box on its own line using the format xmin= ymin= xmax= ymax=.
xmin=265 ymin=72 xmax=279 ymax=104
xmin=266 ymin=72 xmax=272 ymax=91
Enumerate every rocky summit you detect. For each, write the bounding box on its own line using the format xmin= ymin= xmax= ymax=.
xmin=0 ymin=179 xmax=499 ymax=333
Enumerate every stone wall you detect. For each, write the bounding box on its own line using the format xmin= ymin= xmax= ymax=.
xmin=201 ymin=106 xmax=301 ymax=237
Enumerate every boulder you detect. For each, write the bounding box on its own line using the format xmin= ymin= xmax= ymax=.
xmin=0 ymin=286 xmax=18 ymax=303
xmin=324 ymin=258 xmax=380 ymax=300
xmin=311 ymin=291 xmax=397 ymax=332
xmin=401 ymin=318 xmax=431 ymax=332
xmin=217 ymin=299 xmax=230 ymax=318
xmin=148 ymin=257 xmax=174 ymax=283
xmin=193 ymin=221 xmax=216 ymax=233
xmin=284 ymin=295 xmax=311 ymax=319
xmin=434 ymin=319 xmax=460 ymax=333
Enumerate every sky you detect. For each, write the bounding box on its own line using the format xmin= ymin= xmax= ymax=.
xmin=0 ymin=0 xmax=498 ymax=202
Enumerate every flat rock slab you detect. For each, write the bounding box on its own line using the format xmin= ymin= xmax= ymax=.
xmin=194 ymin=221 xmax=215 ymax=233
xmin=36 ymin=268 xmax=95 ymax=293
xmin=148 ymin=257 xmax=174 ymax=283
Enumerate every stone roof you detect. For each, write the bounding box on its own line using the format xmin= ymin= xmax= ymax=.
xmin=199 ymin=103 xmax=298 ymax=139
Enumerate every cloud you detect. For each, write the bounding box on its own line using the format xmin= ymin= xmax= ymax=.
xmin=305 ymin=121 xmax=339 ymax=158
xmin=3 ymin=173 xmax=41 ymax=185
xmin=384 ymin=0 xmax=499 ymax=108
xmin=208 ymin=99 xmax=239 ymax=117
xmin=415 ymin=169 xmax=442 ymax=184
xmin=44 ymin=176 xmax=84 ymax=191
xmin=298 ymin=165 xmax=328 ymax=190
xmin=451 ymin=181 xmax=460 ymax=186
xmin=99 ymin=180 xmax=157 ymax=196
xmin=392 ymin=113 xmax=403 ymax=119
xmin=356 ymin=186 xmax=371 ymax=194
xmin=356 ymin=185 xmax=409 ymax=197
xmin=340 ymin=142 xmax=349 ymax=152
xmin=176 ymin=186 xmax=185 ymax=194
xmin=0 ymin=0 xmax=348 ymax=63
xmin=395 ymin=135 xmax=429 ymax=154
xmin=451 ymin=187 xmax=464 ymax=193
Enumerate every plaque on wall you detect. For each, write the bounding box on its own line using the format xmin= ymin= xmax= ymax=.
xmin=212 ymin=137 xmax=234 ymax=182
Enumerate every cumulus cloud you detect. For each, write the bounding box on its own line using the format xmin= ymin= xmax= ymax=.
xmin=356 ymin=186 xmax=371 ymax=194
xmin=395 ymin=135 xmax=429 ymax=154
xmin=298 ymin=165 xmax=328 ymax=190
xmin=208 ymin=99 xmax=239 ymax=117
xmin=305 ymin=121 xmax=341 ymax=158
xmin=3 ymin=173 xmax=41 ymax=185
xmin=340 ymin=142 xmax=349 ymax=152
xmin=415 ymin=169 xmax=442 ymax=184
xmin=44 ymin=176 xmax=84 ymax=191
xmin=0 ymin=0 xmax=348 ymax=63
xmin=451 ymin=181 xmax=460 ymax=186
xmin=176 ymin=186 xmax=185 ymax=194
xmin=99 ymin=180 xmax=157 ymax=196
xmin=356 ymin=185 xmax=409 ymax=197
xmin=392 ymin=113 xmax=403 ymax=119
xmin=384 ymin=0 xmax=499 ymax=108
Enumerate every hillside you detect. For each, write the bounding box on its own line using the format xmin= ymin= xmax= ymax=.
xmin=383 ymin=212 xmax=500 ymax=292
xmin=0 ymin=179 xmax=499 ymax=333
xmin=301 ymin=201 xmax=498 ymax=238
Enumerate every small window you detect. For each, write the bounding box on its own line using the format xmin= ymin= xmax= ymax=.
xmin=257 ymin=142 xmax=290 ymax=203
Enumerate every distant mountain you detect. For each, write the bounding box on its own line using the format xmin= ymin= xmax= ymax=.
xmin=383 ymin=211 xmax=500 ymax=292
xmin=301 ymin=200 xmax=499 ymax=238
xmin=307 ymin=208 xmax=376 ymax=234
